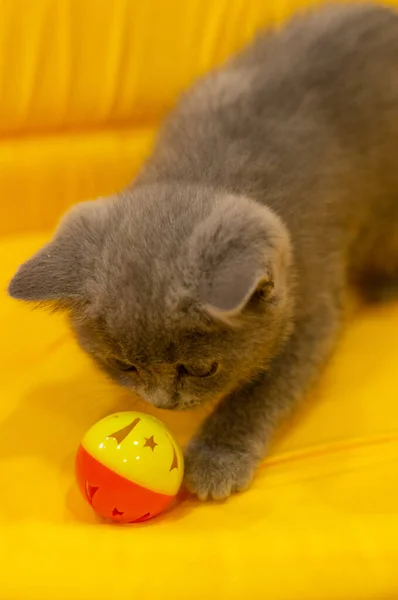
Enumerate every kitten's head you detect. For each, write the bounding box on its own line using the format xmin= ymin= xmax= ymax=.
xmin=9 ymin=184 xmax=293 ymax=410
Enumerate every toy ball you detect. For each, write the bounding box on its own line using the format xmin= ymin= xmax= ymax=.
xmin=76 ymin=411 xmax=184 ymax=524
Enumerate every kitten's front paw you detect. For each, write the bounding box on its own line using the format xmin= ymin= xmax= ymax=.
xmin=184 ymin=440 xmax=258 ymax=501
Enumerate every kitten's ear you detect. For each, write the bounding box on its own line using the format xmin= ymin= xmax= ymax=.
xmin=8 ymin=198 xmax=112 ymax=302
xmin=193 ymin=195 xmax=291 ymax=320
xmin=198 ymin=249 xmax=275 ymax=318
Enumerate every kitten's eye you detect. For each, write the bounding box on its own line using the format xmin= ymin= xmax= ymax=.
xmin=178 ymin=362 xmax=219 ymax=378
xmin=109 ymin=358 xmax=138 ymax=373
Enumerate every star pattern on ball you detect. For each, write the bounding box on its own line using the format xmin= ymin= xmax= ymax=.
xmin=169 ymin=445 xmax=179 ymax=471
xmin=143 ymin=435 xmax=158 ymax=451
xmin=85 ymin=481 xmax=99 ymax=504
xmin=108 ymin=417 xmax=141 ymax=444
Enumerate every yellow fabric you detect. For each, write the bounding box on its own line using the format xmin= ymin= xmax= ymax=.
xmin=1 ymin=0 xmax=398 ymax=598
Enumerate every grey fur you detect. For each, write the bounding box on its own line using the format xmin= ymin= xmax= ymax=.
xmin=9 ymin=3 xmax=398 ymax=499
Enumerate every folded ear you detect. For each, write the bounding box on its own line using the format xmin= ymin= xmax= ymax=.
xmin=8 ymin=198 xmax=112 ymax=302
xmin=198 ymin=249 xmax=275 ymax=315
xmin=193 ymin=195 xmax=291 ymax=320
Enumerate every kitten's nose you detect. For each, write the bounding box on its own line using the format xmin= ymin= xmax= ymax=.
xmin=167 ymin=399 xmax=179 ymax=410
xmin=150 ymin=389 xmax=178 ymax=410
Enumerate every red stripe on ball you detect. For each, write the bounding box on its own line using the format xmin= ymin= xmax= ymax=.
xmin=76 ymin=445 xmax=174 ymax=523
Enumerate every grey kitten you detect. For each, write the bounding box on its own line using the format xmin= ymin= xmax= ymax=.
xmin=9 ymin=3 xmax=398 ymax=499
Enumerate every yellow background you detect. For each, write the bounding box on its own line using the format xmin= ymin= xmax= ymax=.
xmin=1 ymin=0 xmax=398 ymax=598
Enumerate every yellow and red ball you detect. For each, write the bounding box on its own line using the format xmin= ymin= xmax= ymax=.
xmin=76 ymin=411 xmax=184 ymax=523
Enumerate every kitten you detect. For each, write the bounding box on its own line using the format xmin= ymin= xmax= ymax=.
xmin=9 ymin=3 xmax=398 ymax=500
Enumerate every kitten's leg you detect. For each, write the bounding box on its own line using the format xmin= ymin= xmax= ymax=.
xmin=184 ymin=299 xmax=342 ymax=500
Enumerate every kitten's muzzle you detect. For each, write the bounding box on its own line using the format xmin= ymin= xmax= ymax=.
xmin=140 ymin=388 xmax=180 ymax=410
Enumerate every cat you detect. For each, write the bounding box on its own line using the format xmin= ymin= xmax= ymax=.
xmin=8 ymin=3 xmax=398 ymax=500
